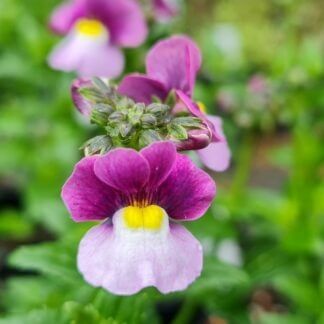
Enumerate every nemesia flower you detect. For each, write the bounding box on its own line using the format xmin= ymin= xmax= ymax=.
xmin=48 ymin=0 xmax=147 ymax=77
xmin=153 ymin=0 xmax=178 ymax=22
xmin=62 ymin=142 xmax=216 ymax=295
xmin=118 ymin=35 xmax=231 ymax=171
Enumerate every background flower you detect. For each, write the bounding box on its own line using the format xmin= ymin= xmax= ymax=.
xmin=119 ymin=35 xmax=231 ymax=171
xmin=48 ymin=0 xmax=147 ymax=77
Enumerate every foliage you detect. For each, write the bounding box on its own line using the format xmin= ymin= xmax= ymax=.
xmin=0 ymin=0 xmax=323 ymax=323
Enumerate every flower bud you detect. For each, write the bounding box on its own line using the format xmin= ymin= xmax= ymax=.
xmin=175 ymin=128 xmax=211 ymax=151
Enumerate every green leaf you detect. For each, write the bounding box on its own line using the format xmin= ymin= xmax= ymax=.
xmin=0 ymin=309 xmax=68 ymax=324
xmin=8 ymin=241 xmax=81 ymax=283
xmin=188 ymin=258 xmax=249 ymax=296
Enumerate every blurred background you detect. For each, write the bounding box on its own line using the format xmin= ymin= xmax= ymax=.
xmin=0 ymin=0 xmax=323 ymax=323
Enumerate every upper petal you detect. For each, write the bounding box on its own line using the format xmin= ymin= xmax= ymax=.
xmin=118 ymin=74 xmax=168 ymax=104
xmin=48 ymin=32 xmax=124 ymax=77
xmin=157 ymin=154 xmax=216 ymax=220
xmin=146 ymin=35 xmax=201 ymax=94
xmin=61 ymin=156 xmax=121 ymax=222
xmin=94 ymin=148 xmax=150 ymax=194
xmin=140 ymin=142 xmax=177 ymax=189
xmin=86 ymin=0 xmax=147 ymax=47
xmin=49 ymin=0 xmax=87 ymax=35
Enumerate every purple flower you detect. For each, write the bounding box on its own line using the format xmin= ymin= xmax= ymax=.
xmin=48 ymin=0 xmax=147 ymax=77
xmin=153 ymin=0 xmax=178 ymax=22
xmin=118 ymin=35 xmax=231 ymax=171
xmin=62 ymin=142 xmax=215 ymax=295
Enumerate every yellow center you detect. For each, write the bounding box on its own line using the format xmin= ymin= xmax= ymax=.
xmin=75 ymin=19 xmax=105 ymax=36
xmin=197 ymin=101 xmax=207 ymax=114
xmin=124 ymin=205 xmax=164 ymax=230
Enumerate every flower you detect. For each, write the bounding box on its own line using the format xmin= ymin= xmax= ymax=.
xmin=118 ymin=35 xmax=231 ymax=171
xmin=153 ymin=0 xmax=178 ymax=22
xmin=48 ymin=0 xmax=147 ymax=77
xmin=62 ymin=141 xmax=216 ymax=295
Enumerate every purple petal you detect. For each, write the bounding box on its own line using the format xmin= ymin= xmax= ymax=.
xmin=197 ymin=142 xmax=231 ymax=172
xmin=71 ymin=78 xmax=93 ymax=116
xmin=61 ymin=156 xmax=121 ymax=222
xmin=94 ymin=148 xmax=150 ymax=193
xmin=78 ymin=221 xmax=202 ymax=295
xmin=197 ymin=116 xmax=231 ymax=171
xmin=140 ymin=141 xmax=176 ymax=188
xmin=146 ymin=35 xmax=201 ymax=94
xmin=175 ymin=90 xmax=204 ymax=118
xmin=48 ymin=33 xmax=124 ymax=77
xmin=86 ymin=0 xmax=147 ymax=47
xmin=153 ymin=0 xmax=178 ymax=21
xmin=118 ymin=74 xmax=168 ymax=104
xmin=157 ymin=154 xmax=216 ymax=220
xmin=49 ymin=0 xmax=87 ymax=35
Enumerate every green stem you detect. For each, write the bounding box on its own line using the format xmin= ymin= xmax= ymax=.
xmin=172 ymin=297 xmax=197 ymax=324
xmin=230 ymin=131 xmax=254 ymax=201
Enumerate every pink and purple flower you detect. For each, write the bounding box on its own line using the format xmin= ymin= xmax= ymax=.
xmin=153 ymin=0 xmax=178 ymax=22
xmin=118 ymin=35 xmax=231 ymax=171
xmin=48 ymin=0 xmax=147 ymax=77
xmin=62 ymin=141 xmax=215 ymax=295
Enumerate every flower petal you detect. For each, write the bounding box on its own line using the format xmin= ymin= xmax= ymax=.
xmin=48 ymin=32 xmax=124 ymax=77
xmin=94 ymin=148 xmax=150 ymax=193
xmin=78 ymin=210 xmax=202 ymax=295
xmin=153 ymin=0 xmax=178 ymax=22
xmin=157 ymin=154 xmax=216 ymax=220
xmin=86 ymin=0 xmax=147 ymax=47
xmin=140 ymin=141 xmax=177 ymax=188
xmin=49 ymin=0 xmax=87 ymax=35
xmin=146 ymin=35 xmax=201 ymax=94
xmin=71 ymin=78 xmax=93 ymax=116
xmin=197 ymin=116 xmax=231 ymax=171
xmin=61 ymin=156 xmax=121 ymax=222
xmin=118 ymin=74 xmax=168 ymax=104
xmin=197 ymin=142 xmax=231 ymax=172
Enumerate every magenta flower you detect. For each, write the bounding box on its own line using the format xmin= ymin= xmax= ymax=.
xmin=48 ymin=0 xmax=147 ymax=77
xmin=153 ymin=0 xmax=178 ymax=22
xmin=62 ymin=142 xmax=215 ymax=295
xmin=118 ymin=35 xmax=231 ymax=171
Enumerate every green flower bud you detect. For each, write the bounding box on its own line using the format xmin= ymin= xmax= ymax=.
xmin=82 ymin=135 xmax=112 ymax=156
xmin=141 ymin=114 xmax=157 ymax=128
xmin=139 ymin=130 xmax=162 ymax=148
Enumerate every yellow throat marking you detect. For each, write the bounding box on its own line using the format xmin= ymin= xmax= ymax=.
xmin=124 ymin=205 xmax=164 ymax=230
xmin=197 ymin=101 xmax=207 ymax=114
xmin=75 ymin=19 xmax=105 ymax=36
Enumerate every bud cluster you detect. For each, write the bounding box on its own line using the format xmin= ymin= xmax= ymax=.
xmin=79 ymin=78 xmax=205 ymax=155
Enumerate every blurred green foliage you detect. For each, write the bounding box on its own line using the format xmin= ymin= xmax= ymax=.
xmin=0 ymin=0 xmax=323 ymax=323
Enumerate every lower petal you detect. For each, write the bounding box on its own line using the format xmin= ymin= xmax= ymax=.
xmin=77 ymin=208 xmax=202 ymax=295
xmin=48 ymin=33 xmax=124 ymax=78
xmin=197 ymin=141 xmax=231 ymax=171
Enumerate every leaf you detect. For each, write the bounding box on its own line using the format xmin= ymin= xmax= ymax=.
xmin=8 ymin=241 xmax=81 ymax=283
xmin=0 ymin=309 xmax=68 ymax=324
xmin=187 ymin=258 xmax=249 ymax=296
